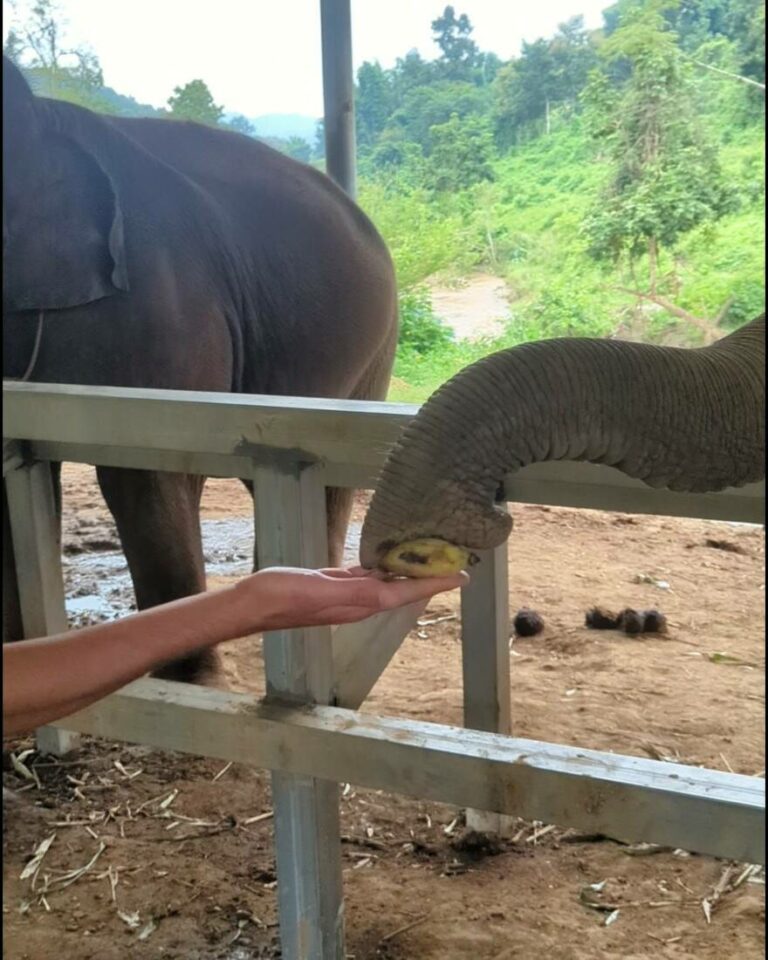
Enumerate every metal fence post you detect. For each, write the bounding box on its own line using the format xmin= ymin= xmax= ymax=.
xmin=5 ymin=460 xmax=80 ymax=755
xmin=460 ymin=525 xmax=513 ymax=835
xmin=253 ymin=462 xmax=345 ymax=960
xmin=320 ymin=0 xmax=356 ymax=198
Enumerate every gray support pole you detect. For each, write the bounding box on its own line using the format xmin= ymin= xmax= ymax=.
xmin=5 ymin=460 xmax=80 ymax=755
xmin=460 ymin=532 xmax=513 ymax=834
xmin=320 ymin=0 xmax=356 ymax=198
xmin=253 ymin=463 xmax=345 ymax=960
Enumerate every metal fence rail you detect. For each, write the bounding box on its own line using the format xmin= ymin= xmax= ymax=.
xmin=3 ymin=381 xmax=765 ymax=960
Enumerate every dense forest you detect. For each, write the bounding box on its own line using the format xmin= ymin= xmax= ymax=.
xmin=5 ymin=0 xmax=765 ymax=401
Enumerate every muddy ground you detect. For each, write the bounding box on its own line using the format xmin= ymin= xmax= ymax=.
xmin=426 ymin=273 xmax=509 ymax=341
xmin=3 ymin=464 xmax=765 ymax=960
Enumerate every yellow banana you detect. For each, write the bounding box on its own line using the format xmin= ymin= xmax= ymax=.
xmin=380 ymin=538 xmax=477 ymax=578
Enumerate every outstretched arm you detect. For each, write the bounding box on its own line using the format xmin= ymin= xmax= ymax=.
xmin=3 ymin=566 xmax=467 ymax=736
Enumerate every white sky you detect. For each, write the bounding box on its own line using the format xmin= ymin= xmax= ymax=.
xmin=3 ymin=1 xmax=610 ymax=117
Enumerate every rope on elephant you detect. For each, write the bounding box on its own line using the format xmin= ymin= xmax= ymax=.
xmin=3 ymin=311 xmax=44 ymax=383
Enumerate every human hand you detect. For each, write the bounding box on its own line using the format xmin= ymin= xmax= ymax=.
xmin=233 ymin=565 xmax=469 ymax=631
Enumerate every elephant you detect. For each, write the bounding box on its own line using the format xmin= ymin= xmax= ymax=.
xmin=2 ymin=55 xmax=398 ymax=683
xmin=360 ymin=316 xmax=765 ymax=567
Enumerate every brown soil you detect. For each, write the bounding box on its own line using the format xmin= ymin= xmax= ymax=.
xmin=427 ymin=273 xmax=509 ymax=340
xmin=3 ymin=465 xmax=765 ymax=960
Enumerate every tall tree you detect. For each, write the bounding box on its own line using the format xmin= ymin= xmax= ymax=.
xmin=356 ymin=61 xmax=393 ymax=149
xmin=4 ymin=0 xmax=105 ymax=103
xmin=549 ymin=17 xmax=599 ymax=105
xmin=167 ymin=79 xmax=224 ymax=126
xmin=581 ymin=3 xmax=737 ymax=338
xmin=492 ymin=40 xmax=559 ymax=144
xmin=391 ymin=49 xmax=435 ymax=103
xmin=724 ymin=0 xmax=765 ymax=84
xmin=493 ymin=19 xmax=599 ymax=146
xmin=431 ymin=5 xmax=479 ymax=81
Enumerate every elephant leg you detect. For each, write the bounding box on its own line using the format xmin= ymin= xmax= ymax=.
xmin=2 ymin=462 xmax=63 ymax=642
xmin=95 ymin=466 xmax=216 ymax=684
xmin=325 ymin=486 xmax=353 ymax=567
xmin=239 ymin=478 xmax=351 ymax=569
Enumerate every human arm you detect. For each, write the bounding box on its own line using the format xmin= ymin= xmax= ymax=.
xmin=3 ymin=566 xmax=467 ymax=736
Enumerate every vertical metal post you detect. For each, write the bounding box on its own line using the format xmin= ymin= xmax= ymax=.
xmin=253 ymin=462 xmax=345 ymax=960
xmin=5 ymin=460 xmax=80 ymax=755
xmin=460 ymin=532 xmax=513 ymax=834
xmin=320 ymin=0 xmax=356 ymax=198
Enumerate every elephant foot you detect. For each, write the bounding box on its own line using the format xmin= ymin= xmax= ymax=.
xmin=151 ymin=647 xmax=222 ymax=686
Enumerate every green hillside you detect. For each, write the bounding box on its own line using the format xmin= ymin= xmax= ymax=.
xmin=350 ymin=3 xmax=765 ymax=402
xmin=362 ymin=120 xmax=764 ymax=402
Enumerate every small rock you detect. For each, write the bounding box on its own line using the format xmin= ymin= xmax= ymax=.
xmin=513 ymin=609 xmax=544 ymax=637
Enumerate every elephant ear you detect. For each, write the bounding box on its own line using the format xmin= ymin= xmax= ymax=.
xmin=4 ymin=119 xmax=129 ymax=312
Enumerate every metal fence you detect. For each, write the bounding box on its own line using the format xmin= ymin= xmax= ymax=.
xmin=3 ymin=381 xmax=765 ymax=960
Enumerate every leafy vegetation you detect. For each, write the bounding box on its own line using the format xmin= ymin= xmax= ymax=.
xmin=167 ymin=79 xmax=224 ymax=125
xmin=4 ymin=0 xmax=764 ymax=403
xmin=349 ymin=1 xmax=764 ymax=400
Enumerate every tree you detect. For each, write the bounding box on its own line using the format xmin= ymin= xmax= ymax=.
xmin=369 ymin=134 xmax=426 ymax=188
xmin=431 ymin=5 xmax=478 ymax=81
xmin=427 ymin=112 xmax=495 ymax=192
xmin=387 ymin=81 xmax=488 ymax=153
xmin=391 ymin=49 xmax=435 ymax=104
xmin=3 ymin=29 xmax=27 ymax=63
xmin=724 ymin=0 xmax=765 ymax=85
xmin=284 ymin=136 xmax=311 ymax=162
xmin=581 ymin=3 xmax=737 ymax=339
xmin=493 ymin=40 xmax=559 ymax=144
xmin=4 ymin=0 xmax=106 ymax=107
xmin=493 ymin=20 xmax=599 ymax=147
xmin=603 ymin=0 xmax=765 ymax=84
xmin=356 ymin=61 xmax=393 ymax=149
xmin=167 ymin=79 xmax=223 ymax=126
xmin=549 ymin=17 xmax=599 ymax=105
xmin=5 ymin=0 xmax=102 ymax=80
xmin=226 ymin=113 xmax=256 ymax=137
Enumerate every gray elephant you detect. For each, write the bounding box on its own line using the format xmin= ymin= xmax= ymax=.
xmin=360 ymin=316 xmax=765 ymax=569
xmin=2 ymin=56 xmax=398 ymax=682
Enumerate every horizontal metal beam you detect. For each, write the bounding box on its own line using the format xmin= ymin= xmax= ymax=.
xmin=54 ymin=678 xmax=765 ymax=865
xmin=24 ymin=440 xmax=380 ymax=490
xmin=4 ymin=383 xmax=763 ymax=520
xmin=504 ymin=461 xmax=764 ymax=524
xmin=3 ymin=382 xmax=413 ymax=472
xmin=3 ymin=439 xmax=24 ymax=477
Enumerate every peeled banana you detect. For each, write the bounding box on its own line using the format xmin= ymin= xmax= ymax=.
xmin=379 ymin=538 xmax=478 ymax=578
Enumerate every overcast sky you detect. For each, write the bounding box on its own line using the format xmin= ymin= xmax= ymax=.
xmin=3 ymin=1 xmax=610 ymax=117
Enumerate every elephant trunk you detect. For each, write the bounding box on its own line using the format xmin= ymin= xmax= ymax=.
xmin=359 ymin=316 xmax=765 ymax=568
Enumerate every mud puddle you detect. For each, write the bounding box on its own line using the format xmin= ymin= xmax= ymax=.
xmin=63 ymin=517 xmax=363 ymax=626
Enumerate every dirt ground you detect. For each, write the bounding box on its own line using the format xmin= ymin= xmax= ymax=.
xmin=3 ymin=465 xmax=765 ymax=960
xmin=427 ymin=273 xmax=510 ymax=340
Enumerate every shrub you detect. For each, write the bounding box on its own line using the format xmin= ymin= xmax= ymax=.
xmin=397 ymin=287 xmax=454 ymax=355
